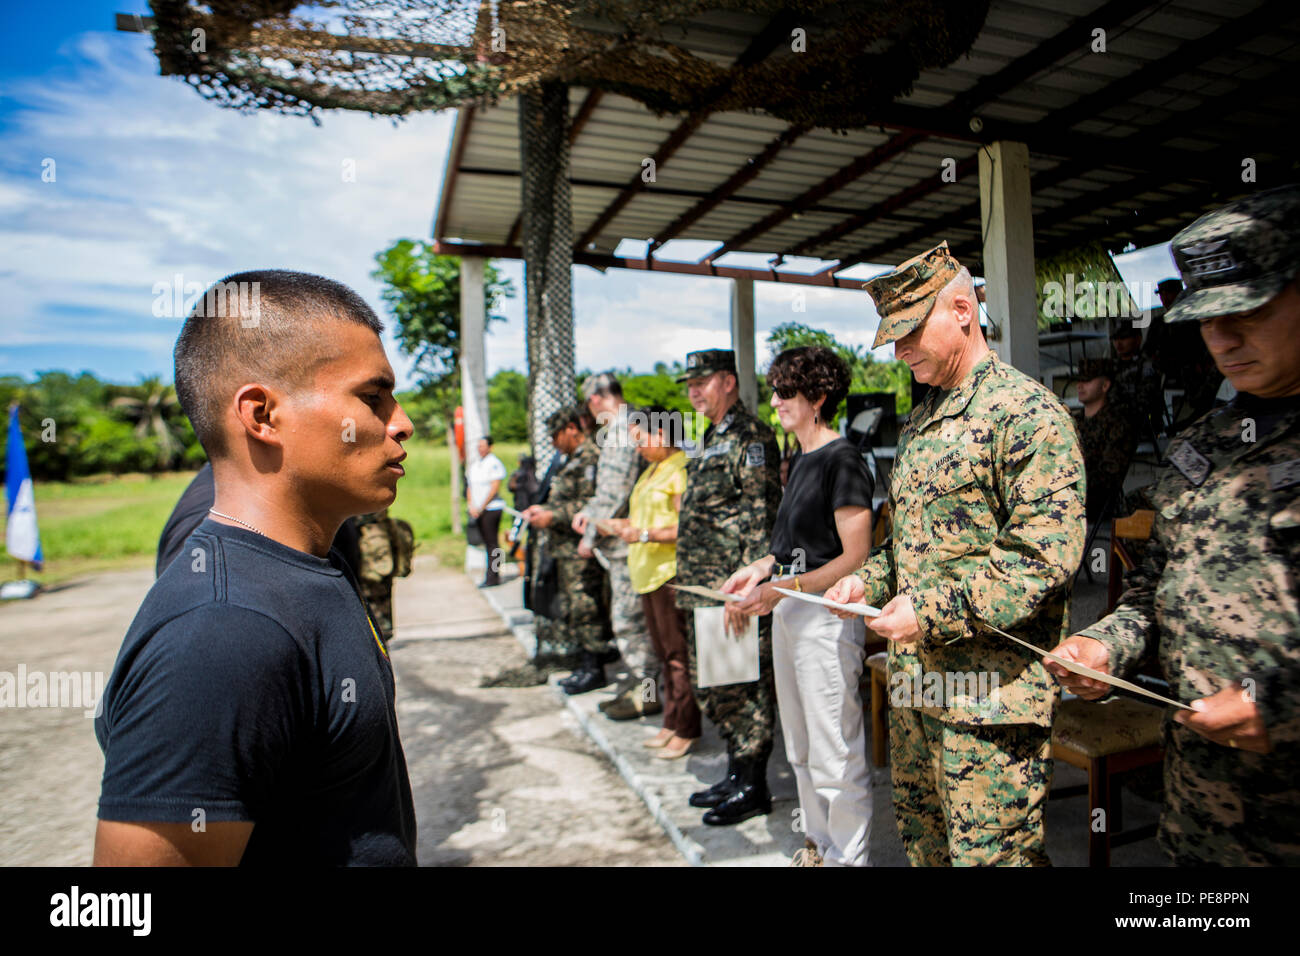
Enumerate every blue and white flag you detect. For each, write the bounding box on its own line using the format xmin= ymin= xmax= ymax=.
xmin=5 ymin=405 xmax=43 ymax=568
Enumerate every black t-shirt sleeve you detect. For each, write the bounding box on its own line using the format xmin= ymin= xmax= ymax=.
xmin=826 ymin=442 xmax=875 ymax=512
xmin=97 ymin=604 xmax=311 ymax=824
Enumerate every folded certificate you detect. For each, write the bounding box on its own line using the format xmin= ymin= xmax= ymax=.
xmin=671 ymin=583 xmax=742 ymax=603
xmin=773 ymin=587 xmax=881 ymax=618
xmin=981 ymin=622 xmax=1193 ymax=711
xmin=694 ymin=606 xmax=759 ymax=688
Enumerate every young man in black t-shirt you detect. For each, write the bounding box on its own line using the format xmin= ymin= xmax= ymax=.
xmin=94 ymin=270 xmax=417 ymax=866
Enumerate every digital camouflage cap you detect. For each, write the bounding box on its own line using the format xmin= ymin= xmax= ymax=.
xmin=677 ymin=349 xmax=737 ymax=382
xmin=545 ymin=405 xmax=583 ymax=435
xmin=1165 ymin=183 xmax=1300 ymax=323
xmin=1074 ymin=357 xmax=1115 ymax=381
xmin=864 ymin=241 xmax=964 ymax=348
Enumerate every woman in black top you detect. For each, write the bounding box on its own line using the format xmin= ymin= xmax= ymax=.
xmin=722 ymin=346 xmax=875 ymax=867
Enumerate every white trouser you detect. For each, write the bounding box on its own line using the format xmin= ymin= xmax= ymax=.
xmin=772 ymin=595 xmax=872 ymax=866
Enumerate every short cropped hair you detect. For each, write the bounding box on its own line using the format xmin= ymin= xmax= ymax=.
xmin=633 ymin=404 xmax=685 ymax=448
xmin=581 ymin=372 xmax=623 ymax=400
xmin=173 ymin=270 xmax=383 ymax=457
xmin=766 ymin=346 xmax=852 ymax=421
xmin=481 ymin=435 xmax=494 ymax=446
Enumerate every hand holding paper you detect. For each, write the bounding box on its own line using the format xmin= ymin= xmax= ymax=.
xmin=772 ymin=587 xmax=881 ymax=618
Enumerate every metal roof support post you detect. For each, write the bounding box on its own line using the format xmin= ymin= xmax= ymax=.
xmin=518 ymin=80 xmax=575 ymax=475
xmin=979 ymin=140 xmax=1039 ymax=381
xmin=730 ymin=276 xmax=757 ymax=411
xmin=459 ymin=255 xmax=489 ymax=471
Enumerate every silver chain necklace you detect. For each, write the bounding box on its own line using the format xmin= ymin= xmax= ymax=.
xmin=208 ymin=508 xmax=266 ymax=537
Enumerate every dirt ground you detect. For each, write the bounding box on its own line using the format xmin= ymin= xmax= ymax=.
xmin=0 ymin=557 xmax=682 ymax=867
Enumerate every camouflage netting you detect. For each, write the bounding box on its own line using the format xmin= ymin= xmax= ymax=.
xmin=147 ymin=0 xmax=990 ymax=128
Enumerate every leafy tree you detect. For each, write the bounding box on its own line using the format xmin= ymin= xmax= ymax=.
xmin=108 ymin=376 xmax=187 ymax=471
xmin=487 ymin=369 xmax=529 ymax=443
xmin=372 ymin=240 xmax=515 ymax=429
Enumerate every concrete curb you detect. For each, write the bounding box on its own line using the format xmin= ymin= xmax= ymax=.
xmin=547 ymin=676 xmax=709 ymax=867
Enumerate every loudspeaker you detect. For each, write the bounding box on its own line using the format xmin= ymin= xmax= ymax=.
xmin=845 ymin=392 xmax=898 ymax=448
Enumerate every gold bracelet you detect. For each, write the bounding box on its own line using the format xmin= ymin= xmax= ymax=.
xmin=793 ymin=575 xmax=803 ymax=592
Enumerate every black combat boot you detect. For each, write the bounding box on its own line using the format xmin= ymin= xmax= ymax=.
xmin=702 ymin=755 xmax=771 ymax=826
xmin=561 ymin=654 xmax=609 ymax=695
xmin=688 ymin=755 xmax=739 ymax=808
xmin=558 ymin=652 xmax=597 ymax=691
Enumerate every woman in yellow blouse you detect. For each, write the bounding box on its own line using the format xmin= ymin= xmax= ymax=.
xmin=607 ymin=405 xmax=700 ymax=760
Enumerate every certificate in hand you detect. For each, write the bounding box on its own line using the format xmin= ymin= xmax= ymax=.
xmin=694 ymin=606 xmax=759 ymax=688
xmin=982 ymin=623 xmax=1193 ymax=711
xmin=671 ymin=583 xmax=742 ymax=603
xmin=772 ymin=587 xmax=881 ymax=618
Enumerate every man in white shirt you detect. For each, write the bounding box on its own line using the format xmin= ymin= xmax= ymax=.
xmin=467 ymin=435 xmax=508 ymax=587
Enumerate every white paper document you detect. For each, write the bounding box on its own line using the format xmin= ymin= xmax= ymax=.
xmin=694 ymin=606 xmax=759 ymax=688
xmin=981 ymin=623 xmax=1193 ymax=711
xmin=671 ymin=583 xmax=742 ymax=603
xmin=772 ymin=587 xmax=882 ymax=618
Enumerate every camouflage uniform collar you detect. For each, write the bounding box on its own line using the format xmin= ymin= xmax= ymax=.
xmin=1219 ymin=391 xmax=1300 ymax=458
xmin=709 ymin=399 xmax=747 ymax=435
xmin=915 ymin=352 xmax=998 ymax=429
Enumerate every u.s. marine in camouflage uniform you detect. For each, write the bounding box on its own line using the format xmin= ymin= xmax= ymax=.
xmin=1071 ymin=358 xmax=1139 ymax=521
xmin=1055 ymin=185 xmax=1300 ymax=866
xmin=828 ymin=241 xmax=1086 ymax=866
xmin=675 ymin=349 xmax=783 ymax=825
xmin=524 ymin=406 xmax=612 ymax=695
xmin=356 ymin=508 xmax=397 ymax=641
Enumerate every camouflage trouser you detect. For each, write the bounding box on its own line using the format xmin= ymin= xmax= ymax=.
xmin=1161 ymin=723 xmax=1300 ymax=866
xmin=603 ymin=553 xmax=658 ymax=687
xmin=359 ymin=579 xmax=395 ymax=643
xmin=556 ymin=554 xmax=610 ymax=655
xmin=891 ymin=708 xmax=1052 ymax=866
xmin=684 ymin=610 xmax=775 ymax=762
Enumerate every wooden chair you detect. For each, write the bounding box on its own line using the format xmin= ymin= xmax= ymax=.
xmin=865 ymin=652 xmax=890 ymax=767
xmin=1050 ymin=697 xmax=1164 ymax=866
xmin=1108 ymin=509 xmax=1155 ymax=614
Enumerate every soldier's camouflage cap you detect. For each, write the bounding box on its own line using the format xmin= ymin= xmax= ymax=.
xmin=1074 ymin=357 xmax=1114 ymax=381
xmin=1165 ymin=183 xmax=1300 ymax=323
xmin=545 ymin=405 xmax=583 ymax=435
xmin=864 ymin=241 xmax=964 ymax=348
xmin=677 ymin=349 xmax=737 ymax=382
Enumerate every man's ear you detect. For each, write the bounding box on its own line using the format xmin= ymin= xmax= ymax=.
xmin=952 ymin=289 xmax=977 ymax=330
xmin=232 ymin=383 xmax=283 ymax=448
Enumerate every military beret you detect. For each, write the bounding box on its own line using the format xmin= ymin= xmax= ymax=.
xmin=1165 ymin=183 xmax=1300 ymax=323
xmin=864 ymin=241 xmax=964 ymax=349
xmin=677 ymin=349 xmax=737 ymax=383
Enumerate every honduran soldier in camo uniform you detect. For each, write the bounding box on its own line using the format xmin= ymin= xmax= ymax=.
xmin=675 ymin=349 xmax=783 ymax=826
xmin=1071 ymin=358 xmax=1139 ymax=521
xmin=826 ymin=241 xmax=1086 ymax=866
xmin=1051 ymin=184 xmax=1300 ymax=866
xmin=356 ymin=508 xmax=397 ymax=641
xmin=522 ymin=406 xmax=612 ymax=695
xmin=571 ymin=373 xmax=657 ymax=720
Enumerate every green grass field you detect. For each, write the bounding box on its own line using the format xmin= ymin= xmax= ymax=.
xmin=1 ymin=439 xmax=526 ymax=584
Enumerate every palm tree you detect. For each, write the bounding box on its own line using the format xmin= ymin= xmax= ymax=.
xmin=110 ymin=376 xmax=184 ymax=471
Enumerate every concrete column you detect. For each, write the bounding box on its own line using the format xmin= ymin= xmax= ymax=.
xmin=979 ymin=140 xmax=1039 ymax=380
xmin=730 ymin=276 xmax=757 ymax=410
xmin=459 ymin=255 xmax=489 ymax=470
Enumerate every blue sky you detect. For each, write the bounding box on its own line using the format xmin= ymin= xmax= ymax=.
xmin=0 ymin=2 xmax=1179 ymax=389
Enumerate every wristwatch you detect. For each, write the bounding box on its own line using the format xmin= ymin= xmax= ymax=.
xmin=638 ymin=529 xmax=651 ymax=543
